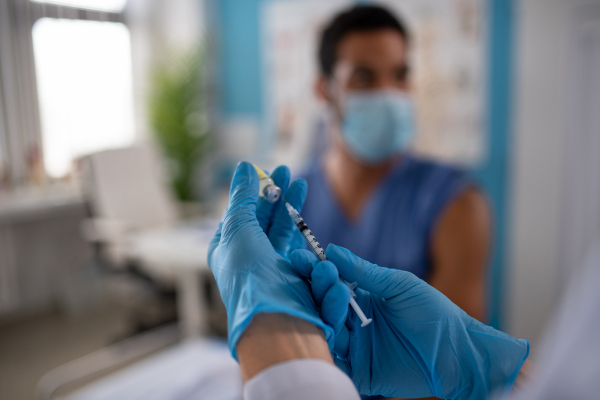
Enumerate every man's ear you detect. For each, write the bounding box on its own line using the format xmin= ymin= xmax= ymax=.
xmin=315 ymin=75 xmax=332 ymax=102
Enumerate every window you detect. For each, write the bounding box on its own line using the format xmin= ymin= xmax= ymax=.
xmin=32 ymin=17 xmax=135 ymax=178
xmin=31 ymin=0 xmax=126 ymax=12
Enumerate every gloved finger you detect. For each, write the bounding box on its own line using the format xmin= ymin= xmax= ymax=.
xmin=268 ymin=178 xmax=308 ymax=253
xmin=333 ymin=323 xmax=350 ymax=358
xmin=207 ymin=222 xmax=223 ymax=266
xmin=222 ymin=162 xmax=259 ymax=238
xmin=290 ymin=249 xmax=320 ymax=279
xmin=270 ymin=165 xmax=291 ymax=195
xmin=327 ymin=243 xmax=414 ymax=299
xmin=289 ymin=229 xmax=305 ymax=254
xmin=320 ymin=281 xmax=350 ymax=335
xmin=311 ymin=261 xmax=340 ymax=304
xmin=256 ymin=166 xmax=290 ymax=233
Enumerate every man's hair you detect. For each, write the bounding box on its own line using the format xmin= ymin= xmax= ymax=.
xmin=318 ymin=5 xmax=409 ymax=77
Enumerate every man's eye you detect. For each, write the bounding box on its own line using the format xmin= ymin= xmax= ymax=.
xmin=353 ymin=70 xmax=373 ymax=85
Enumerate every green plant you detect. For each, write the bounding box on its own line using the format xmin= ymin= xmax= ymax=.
xmin=148 ymin=47 xmax=209 ymax=202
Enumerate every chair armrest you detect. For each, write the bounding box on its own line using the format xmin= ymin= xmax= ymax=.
xmin=80 ymin=218 xmax=132 ymax=244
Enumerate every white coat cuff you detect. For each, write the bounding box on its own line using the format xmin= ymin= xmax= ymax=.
xmin=244 ymin=359 xmax=360 ymax=400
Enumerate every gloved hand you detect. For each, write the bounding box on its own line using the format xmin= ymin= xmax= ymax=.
xmin=255 ymin=165 xmax=307 ymax=260
xmin=291 ymin=244 xmax=529 ymax=400
xmin=208 ymin=162 xmax=333 ymax=358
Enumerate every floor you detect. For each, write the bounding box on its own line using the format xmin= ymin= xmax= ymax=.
xmin=0 ymin=307 xmax=129 ymax=400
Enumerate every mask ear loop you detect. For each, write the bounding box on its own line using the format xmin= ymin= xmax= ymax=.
xmin=322 ymin=80 xmax=346 ymax=149
xmin=324 ymin=78 xmax=347 ymax=123
xmin=320 ymin=72 xmax=350 ymax=149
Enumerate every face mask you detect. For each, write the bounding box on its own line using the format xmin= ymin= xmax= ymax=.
xmin=340 ymin=89 xmax=415 ymax=164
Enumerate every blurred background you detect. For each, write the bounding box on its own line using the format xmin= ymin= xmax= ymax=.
xmin=0 ymin=0 xmax=598 ymax=399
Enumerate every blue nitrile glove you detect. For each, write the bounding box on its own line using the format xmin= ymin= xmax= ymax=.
xmin=291 ymin=244 xmax=530 ymax=400
xmin=255 ymin=165 xmax=307 ymax=260
xmin=207 ymin=162 xmax=333 ymax=359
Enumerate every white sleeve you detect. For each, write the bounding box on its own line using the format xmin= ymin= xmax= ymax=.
xmin=243 ymin=359 xmax=360 ymax=400
xmin=505 ymin=239 xmax=600 ymax=400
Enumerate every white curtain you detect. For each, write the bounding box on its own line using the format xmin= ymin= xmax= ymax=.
xmin=0 ymin=0 xmax=43 ymax=187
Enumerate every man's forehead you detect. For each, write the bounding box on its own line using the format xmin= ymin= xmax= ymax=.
xmin=334 ymin=30 xmax=407 ymax=67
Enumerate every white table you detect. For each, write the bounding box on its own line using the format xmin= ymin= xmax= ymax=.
xmin=0 ymin=183 xmax=87 ymax=318
xmin=124 ymin=219 xmax=220 ymax=337
xmin=0 ymin=182 xmax=84 ymax=222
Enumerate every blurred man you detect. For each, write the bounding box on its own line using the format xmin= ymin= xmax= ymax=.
xmin=300 ymin=5 xmax=490 ymax=327
xmin=299 ymin=9 xmax=491 ymax=396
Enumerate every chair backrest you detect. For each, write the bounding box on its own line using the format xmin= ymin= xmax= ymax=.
xmin=82 ymin=146 xmax=178 ymax=232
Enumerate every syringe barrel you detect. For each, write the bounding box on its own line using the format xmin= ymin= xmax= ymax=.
xmin=286 ymin=203 xmax=326 ymax=261
xmin=285 ymin=202 xmax=372 ymax=327
xmin=298 ymin=223 xmax=326 ymax=261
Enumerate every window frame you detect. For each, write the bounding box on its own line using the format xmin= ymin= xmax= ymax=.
xmin=0 ymin=0 xmax=126 ymax=187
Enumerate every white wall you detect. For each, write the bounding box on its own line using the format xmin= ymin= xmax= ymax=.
xmin=126 ymin=0 xmax=206 ymax=141
xmin=507 ymin=0 xmax=600 ymax=350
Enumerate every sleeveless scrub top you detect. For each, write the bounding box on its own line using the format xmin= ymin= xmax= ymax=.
xmin=298 ymin=155 xmax=472 ymax=283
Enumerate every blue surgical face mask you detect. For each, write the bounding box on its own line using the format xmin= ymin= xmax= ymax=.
xmin=340 ymin=89 xmax=415 ymax=164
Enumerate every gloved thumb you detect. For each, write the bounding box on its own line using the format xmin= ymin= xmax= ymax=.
xmin=289 ymin=249 xmax=320 ymax=279
xmin=326 ymin=244 xmax=416 ymax=300
xmin=222 ymin=161 xmax=259 ymax=236
xmin=268 ymin=178 xmax=308 ymax=254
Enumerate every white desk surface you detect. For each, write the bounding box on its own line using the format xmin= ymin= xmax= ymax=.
xmin=125 ymin=218 xmax=220 ymax=272
xmin=0 ymin=182 xmax=84 ymax=222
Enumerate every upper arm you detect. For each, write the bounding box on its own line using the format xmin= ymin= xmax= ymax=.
xmin=428 ymin=187 xmax=491 ymax=322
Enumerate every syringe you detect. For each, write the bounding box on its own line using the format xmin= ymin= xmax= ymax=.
xmin=285 ymin=202 xmax=373 ymax=327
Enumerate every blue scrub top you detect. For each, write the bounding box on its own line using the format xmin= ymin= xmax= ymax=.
xmin=298 ymin=154 xmax=472 ymax=282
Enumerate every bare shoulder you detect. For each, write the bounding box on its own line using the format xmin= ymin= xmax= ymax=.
xmin=431 ymin=186 xmax=491 ymax=271
xmin=436 ymin=187 xmax=490 ymax=234
xmin=447 ymin=187 xmax=489 ymax=219
xmin=429 ymin=187 xmax=491 ymax=321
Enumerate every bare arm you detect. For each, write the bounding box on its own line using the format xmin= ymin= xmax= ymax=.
xmin=237 ymin=313 xmax=361 ymax=400
xmin=236 ymin=313 xmax=333 ymax=382
xmin=429 ymin=187 xmax=491 ymax=322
